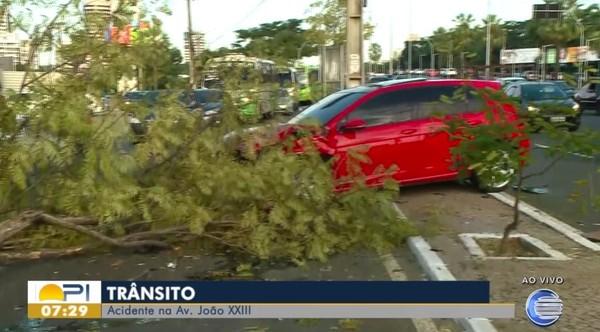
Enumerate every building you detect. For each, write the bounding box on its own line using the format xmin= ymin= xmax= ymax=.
xmin=0 ymin=33 xmax=38 ymax=69
xmin=83 ymin=0 xmax=114 ymax=18
xmin=0 ymin=9 xmax=9 ymax=33
xmin=183 ymin=31 xmax=205 ymax=63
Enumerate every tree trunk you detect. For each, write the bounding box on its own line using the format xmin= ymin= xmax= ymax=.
xmin=498 ymin=167 xmax=523 ymax=254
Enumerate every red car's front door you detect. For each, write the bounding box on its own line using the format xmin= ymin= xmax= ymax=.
xmin=328 ymin=82 xmax=489 ymax=186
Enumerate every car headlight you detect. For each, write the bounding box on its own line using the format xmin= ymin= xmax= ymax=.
xmin=527 ymin=106 xmax=540 ymax=113
xmin=572 ymin=103 xmax=580 ymax=112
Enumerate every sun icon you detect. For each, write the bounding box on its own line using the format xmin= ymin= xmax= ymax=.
xmin=39 ymin=284 xmax=64 ymax=301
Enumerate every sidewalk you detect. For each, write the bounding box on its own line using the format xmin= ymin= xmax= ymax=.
xmin=397 ymin=184 xmax=600 ymax=332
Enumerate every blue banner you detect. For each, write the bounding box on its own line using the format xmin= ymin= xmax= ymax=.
xmin=101 ymin=281 xmax=489 ymax=303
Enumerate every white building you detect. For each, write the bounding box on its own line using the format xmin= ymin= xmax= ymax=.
xmin=83 ymin=0 xmax=114 ymax=18
xmin=184 ymin=31 xmax=205 ymax=63
xmin=0 ymin=9 xmax=9 ymax=33
xmin=0 ymin=33 xmax=38 ymax=69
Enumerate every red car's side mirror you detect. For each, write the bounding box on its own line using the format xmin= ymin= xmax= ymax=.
xmin=341 ymin=118 xmax=367 ymax=131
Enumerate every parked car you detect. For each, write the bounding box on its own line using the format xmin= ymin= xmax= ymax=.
xmin=424 ymin=68 xmax=440 ymax=78
xmin=523 ymin=71 xmax=538 ymax=81
xmin=440 ymin=68 xmax=458 ymax=77
xmin=498 ymin=77 xmax=526 ymax=87
xmin=125 ymin=89 xmax=224 ymax=135
xmin=504 ymin=82 xmax=581 ymax=131
xmin=276 ymin=88 xmax=296 ymax=115
xmin=367 ymin=74 xmax=393 ymax=84
xmin=549 ymin=80 xmax=576 ymax=98
xmin=574 ymin=80 xmax=600 ymax=113
xmin=267 ymin=78 xmax=529 ymax=192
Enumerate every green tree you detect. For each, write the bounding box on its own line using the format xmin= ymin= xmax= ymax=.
xmin=134 ymin=21 xmax=185 ymax=90
xmin=444 ymin=86 xmax=600 ymax=253
xmin=368 ymin=42 xmax=382 ymax=63
xmin=232 ymin=19 xmax=317 ymax=65
xmin=306 ymin=0 xmax=374 ymax=46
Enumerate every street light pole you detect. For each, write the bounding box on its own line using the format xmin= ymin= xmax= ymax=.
xmin=576 ymin=20 xmax=585 ymax=88
xmin=186 ymin=0 xmax=196 ymax=90
xmin=408 ymin=40 xmax=412 ymax=77
xmin=461 ymin=51 xmax=468 ymax=77
xmin=485 ymin=0 xmax=492 ymax=79
xmin=419 ymin=54 xmax=425 ymax=70
xmin=426 ymin=39 xmax=434 ymax=69
xmin=541 ymin=44 xmax=554 ymax=81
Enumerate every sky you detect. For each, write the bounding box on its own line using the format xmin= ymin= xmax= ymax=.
xmin=158 ymin=0 xmax=592 ymax=60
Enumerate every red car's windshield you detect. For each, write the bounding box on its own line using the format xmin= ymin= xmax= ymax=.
xmin=288 ymin=90 xmax=369 ymax=126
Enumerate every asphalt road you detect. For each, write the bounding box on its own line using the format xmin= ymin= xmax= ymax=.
xmin=518 ymin=110 xmax=600 ymax=233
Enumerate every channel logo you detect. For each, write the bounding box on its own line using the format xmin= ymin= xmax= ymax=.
xmin=525 ymin=289 xmax=563 ymax=327
xmin=28 ymin=281 xmax=101 ymax=304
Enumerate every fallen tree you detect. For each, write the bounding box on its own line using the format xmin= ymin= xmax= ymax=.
xmin=0 ymin=0 xmax=413 ymax=265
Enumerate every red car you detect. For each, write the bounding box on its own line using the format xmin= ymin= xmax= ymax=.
xmin=278 ymin=78 xmax=528 ymax=192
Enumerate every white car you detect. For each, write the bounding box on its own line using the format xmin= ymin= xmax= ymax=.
xmin=498 ymin=77 xmax=526 ymax=87
xmin=441 ymin=68 xmax=458 ymax=77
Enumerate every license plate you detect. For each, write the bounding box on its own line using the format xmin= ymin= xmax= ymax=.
xmin=550 ymin=116 xmax=566 ymax=123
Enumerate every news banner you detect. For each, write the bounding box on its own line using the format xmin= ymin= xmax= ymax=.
xmin=28 ymin=280 xmax=515 ymax=319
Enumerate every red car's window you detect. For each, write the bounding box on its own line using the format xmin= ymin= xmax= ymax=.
xmin=288 ymin=91 xmax=368 ymax=126
xmin=347 ymin=85 xmax=485 ymax=127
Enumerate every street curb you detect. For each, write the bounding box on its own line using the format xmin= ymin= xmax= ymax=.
xmin=406 ymin=236 xmax=499 ymax=332
xmin=379 ymin=253 xmax=439 ymax=332
xmin=489 ymin=192 xmax=600 ymax=252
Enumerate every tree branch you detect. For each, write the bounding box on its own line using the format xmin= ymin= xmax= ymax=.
xmin=0 ymin=247 xmax=86 ymax=263
xmin=35 ymin=213 xmax=171 ymax=249
xmin=20 ymin=0 xmax=78 ymax=93
xmin=522 ymin=155 xmax=564 ymax=180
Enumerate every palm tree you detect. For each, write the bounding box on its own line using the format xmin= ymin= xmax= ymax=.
xmin=534 ymin=19 xmax=578 ymax=73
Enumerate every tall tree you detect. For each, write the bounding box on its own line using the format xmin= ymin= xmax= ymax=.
xmin=232 ymin=19 xmax=317 ymax=65
xmin=306 ymin=0 xmax=374 ymax=46
xmin=368 ymin=42 xmax=382 ymax=63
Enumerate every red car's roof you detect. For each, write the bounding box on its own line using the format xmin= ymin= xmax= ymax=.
xmin=374 ymin=79 xmax=501 ymax=91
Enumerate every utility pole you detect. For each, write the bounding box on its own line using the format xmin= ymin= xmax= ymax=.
xmin=186 ymin=0 xmax=196 ymax=90
xmin=389 ymin=21 xmax=394 ymax=75
xmin=346 ymin=0 xmax=364 ymax=87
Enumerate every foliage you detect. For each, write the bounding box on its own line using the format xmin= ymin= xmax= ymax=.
xmin=232 ymin=19 xmax=318 ymax=65
xmin=0 ymin=0 xmax=413 ymax=263
xmin=443 ymin=84 xmax=600 ymax=252
xmin=399 ymin=1 xmax=600 ymax=70
xmin=306 ymin=0 xmax=374 ymax=46
xmin=368 ymin=43 xmax=382 ymax=63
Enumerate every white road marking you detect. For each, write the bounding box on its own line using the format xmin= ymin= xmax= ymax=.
xmin=489 ymin=192 xmax=600 ymax=251
xmin=534 ymin=143 xmax=594 ymax=159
